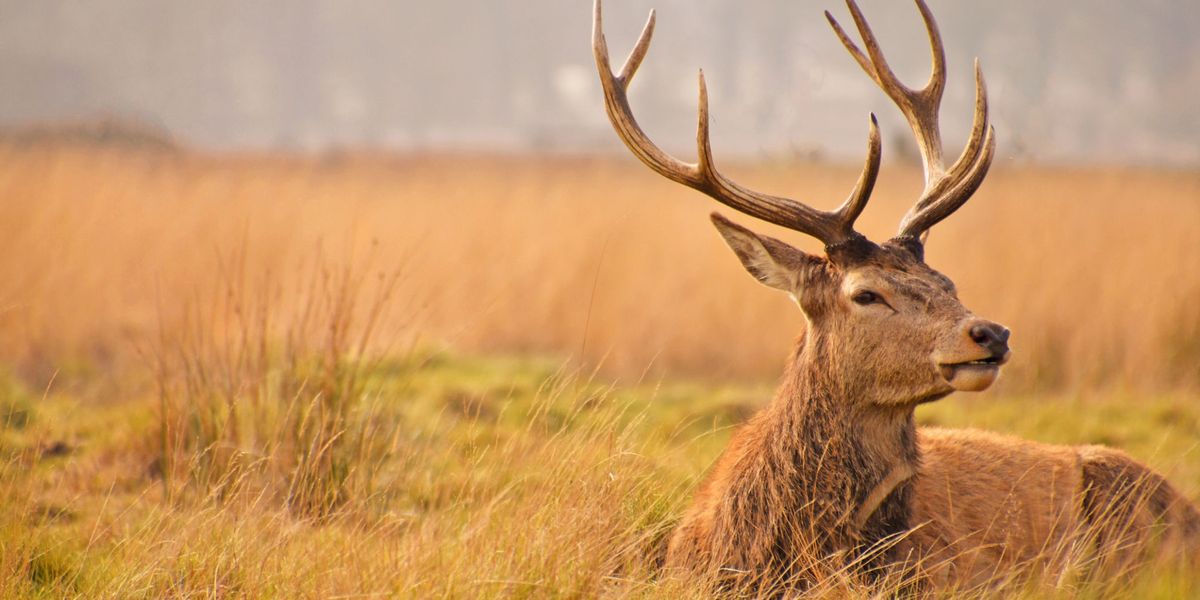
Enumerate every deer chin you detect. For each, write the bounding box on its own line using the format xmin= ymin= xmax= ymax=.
xmin=938 ymin=354 xmax=1008 ymax=391
xmin=940 ymin=363 xmax=999 ymax=391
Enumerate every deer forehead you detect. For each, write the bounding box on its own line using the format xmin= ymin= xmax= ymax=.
xmin=840 ymin=266 xmax=957 ymax=306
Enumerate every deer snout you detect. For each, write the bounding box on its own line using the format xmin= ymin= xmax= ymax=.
xmin=967 ymin=320 xmax=1010 ymax=358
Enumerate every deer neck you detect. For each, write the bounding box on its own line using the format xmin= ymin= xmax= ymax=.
xmin=762 ymin=332 xmax=921 ymax=555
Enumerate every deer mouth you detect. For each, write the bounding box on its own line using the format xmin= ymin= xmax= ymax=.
xmin=938 ymin=353 xmax=1009 ymax=391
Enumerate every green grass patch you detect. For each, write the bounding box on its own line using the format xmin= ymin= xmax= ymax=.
xmin=0 ymin=352 xmax=1196 ymax=598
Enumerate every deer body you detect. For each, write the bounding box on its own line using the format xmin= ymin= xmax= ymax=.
xmin=910 ymin=429 xmax=1200 ymax=588
xmin=592 ymin=0 xmax=1200 ymax=592
xmin=907 ymin=428 xmax=1083 ymax=586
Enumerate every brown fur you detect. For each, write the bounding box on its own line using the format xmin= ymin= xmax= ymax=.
xmin=665 ymin=337 xmax=920 ymax=591
xmin=904 ymin=431 xmax=1200 ymax=589
xmin=905 ymin=428 xmax=1084 ymax=588
xmin=1076 ymin=446 xmax=1200 ymax=573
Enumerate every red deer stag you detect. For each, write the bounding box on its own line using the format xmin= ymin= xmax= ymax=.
xmin=592 ymin=0 xmax=1200 ymax=592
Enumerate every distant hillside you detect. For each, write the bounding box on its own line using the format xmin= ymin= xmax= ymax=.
xmin=0 ymin=0 xmax=1195 ymax=165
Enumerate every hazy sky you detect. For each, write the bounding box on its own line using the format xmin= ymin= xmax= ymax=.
xmin=1 ymin=0 xmax=1197 ymax=165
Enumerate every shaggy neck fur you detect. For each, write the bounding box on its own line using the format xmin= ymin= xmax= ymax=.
xmin=770 ymin=330 xmax=920 ymax=567
xmin=668 ymin=330 xmax=921 ymax=589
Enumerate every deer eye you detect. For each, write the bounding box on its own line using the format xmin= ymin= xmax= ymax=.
xmin=852 ymin=290 xmax=882 ymax=306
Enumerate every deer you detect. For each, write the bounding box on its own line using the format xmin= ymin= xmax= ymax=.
xmin=592 ymin=0 xmax=1200 ymax=593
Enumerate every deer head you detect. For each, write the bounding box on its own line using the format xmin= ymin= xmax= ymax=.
xmin=594 ymin=0 xmax=1010 ymax=406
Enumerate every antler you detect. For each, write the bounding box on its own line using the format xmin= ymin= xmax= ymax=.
xmin=593 ymin=0 xmax=881 ymax=248
xmin=826 ymin=0 xmax=996 ymax=241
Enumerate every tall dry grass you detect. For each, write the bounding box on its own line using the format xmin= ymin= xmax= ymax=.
xmin=0 ymin=140 xmax=1197 ymax=391
xmin=150 ymin=243 xmax=404 ymax=518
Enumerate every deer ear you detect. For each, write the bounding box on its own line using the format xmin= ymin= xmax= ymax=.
xmin=710 ymin=212 xmax=817 ymax=293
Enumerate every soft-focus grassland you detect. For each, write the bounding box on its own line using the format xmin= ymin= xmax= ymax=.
xmin=0 ymin=140 xmax=1198 ymax=597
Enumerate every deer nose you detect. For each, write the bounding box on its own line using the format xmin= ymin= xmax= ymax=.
xmin=967 ymin=321 xmax=1010 ymax=356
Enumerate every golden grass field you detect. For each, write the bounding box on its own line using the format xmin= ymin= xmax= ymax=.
xmin=1 ymin=139 xmax=1198 ymax=597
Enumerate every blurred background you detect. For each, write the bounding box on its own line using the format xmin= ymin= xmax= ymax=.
xmin=0 ymin=0 xmax=1196 ymax=391
xmin=2 ymin=0 xmax=1197 ymax=164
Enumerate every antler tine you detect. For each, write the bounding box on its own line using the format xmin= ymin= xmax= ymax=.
xmin=826 ymin=0 xmax=946 ymax=173
xmin=938 ymin=60 xmax=990 ymax=192
xmin=833 ymin=113 xmax=882 ymax=227
xmin=913 ymin=0 xmax=947 ymax=105
xmin=900 ymin=123 xmax=995 ymax=237
xmin=827 ymin=0 xmax=996 ymax=242
xmin=593 ymin=0 xmax=876 ymax=247
xmin=593 ymin=1 xmax=693 ymax=188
